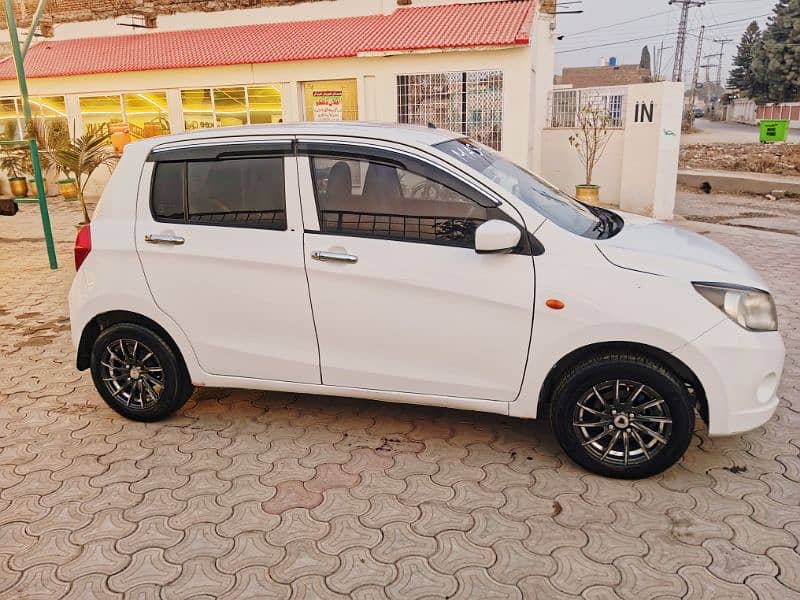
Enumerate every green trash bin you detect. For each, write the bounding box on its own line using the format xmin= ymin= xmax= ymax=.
xmin=759 ymin=119 xmax=789 ymax=143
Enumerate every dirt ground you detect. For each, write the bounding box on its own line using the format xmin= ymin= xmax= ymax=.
xmin=680 ymin=143 xmax=800 ymax=177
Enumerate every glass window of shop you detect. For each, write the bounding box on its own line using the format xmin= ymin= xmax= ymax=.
xmin=181 ymin=85 xmax=283 ymax=131
xmin=79 ymin=92 xmax=171 ymax=139
xmin=0 ymin=96 xmax=67 ymax=140
xmin=123 ymin=92 xmax=171 ymax=138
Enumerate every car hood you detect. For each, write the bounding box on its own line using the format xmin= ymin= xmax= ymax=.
xmin=597 ymin=213 xmax=768 ymax=290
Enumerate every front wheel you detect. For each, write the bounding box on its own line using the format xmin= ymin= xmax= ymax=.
xmin=90 ymin=323 xmax=193 ymax=422
xmin=550 ymin=353 xmax=695 ymax=479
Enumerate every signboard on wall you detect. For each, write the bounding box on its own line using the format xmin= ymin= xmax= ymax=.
xmin=312 ymin=90 xmax=344 ymax=121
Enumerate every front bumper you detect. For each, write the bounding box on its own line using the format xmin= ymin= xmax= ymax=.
xmin=674 ymin=319 xmax=785 ymax=436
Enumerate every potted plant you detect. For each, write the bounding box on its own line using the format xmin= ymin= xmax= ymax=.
xmin=27 ymin=117 xmax=78 ymax=199
xmin=0 ymin=145 xmax=31 ymax=198
xmin=50 ymin=129 xmax=118 ymax=225
xmin=568 ymin=104 xmax=613 ymax=205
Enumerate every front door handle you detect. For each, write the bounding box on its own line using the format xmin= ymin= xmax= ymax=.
xmin=312 ymin=250 xmax=358 ymax=264
xmin=145 ymin=233 xmax=185 ymax=245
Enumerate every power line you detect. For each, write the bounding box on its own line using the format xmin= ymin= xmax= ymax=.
xmin=670 ymin=0 xmax=706 ymax=82
xmin=555 ymin=13 xmax=772 ymax=55
xmin=566 ymin=9 xmax=674 ymax=38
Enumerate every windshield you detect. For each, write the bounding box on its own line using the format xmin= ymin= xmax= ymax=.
xmin=436 ymin=138 xmax=619 ymax=239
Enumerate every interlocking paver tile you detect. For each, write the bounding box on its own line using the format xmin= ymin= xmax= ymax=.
xmin=583 ymin=522 xmax=648 ymax=565
xmin=57 ymin=539 xmax=130 ymax=580
xmin=679 ymin=565 xmax=756 ymax=600
xmin=371 ymin=521 xmax=436 ymax=562
xmin=746 ymin=574 xmax=800 ymax=600
xmin=0 ymin=564 xmax=69 ymax=600
xmin=360 ymin=493 xmax=420 ymax=528
xmin=767 ymin=546 xmax=800 ymax=592
xmin=164 ymin=556 xmax=235 ymax=599
xmin=467 ymin=507 xmax=529 ymax=546
xmin=60 ymin=573 xmax=122 ymax=600
xmin=220 ymin=566 xmax=291 ymax=600
xmin=107 ymin=547 xmax=181 ymax=592
xmin=523 ymin=515 xmax=588 ymax=554
xmin=490 ymin=538 xmax=556 ymax=583
xmin=551 ymin=547 xmax=621 ymax=595
xmin=387 ymin=556 xmax=457 ymax=600
xmin=429 ymin=530 xmax=495 ymax=574
xmin=412 ymin=500 xmax=474 ymax=536
xmin=318 ymin=514 xmax=382 ymax=554
xmin=9 ymin=529 xmax=81 ymax=570
xmin=615 ymin=556 xmax=687 ymax=599
xmin=3 ymin=195 xmax=800 ymax=599
xmin=271 ymin=539 xmax=339 ymax=584
xmin=326 ymin=547 xmax=397 ymax=594
xmin=450 ymin=566 xmax=522 ymax=600
xmin=216 ymin=532 xmax=284 ymax=572
xmin=267 ymin=507 xmax=329 ymax=545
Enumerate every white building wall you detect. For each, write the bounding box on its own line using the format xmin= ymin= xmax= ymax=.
xmin=0 ymin=45 xmax=539 ymax=194
xmin=728 ymin=98 xmax=758 ymax=125
xmin=540 ymin=82 xmax=684 ymax=219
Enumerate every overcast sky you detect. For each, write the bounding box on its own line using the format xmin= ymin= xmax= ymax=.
xmin=554 ymin=0 xmax=779 ymax=84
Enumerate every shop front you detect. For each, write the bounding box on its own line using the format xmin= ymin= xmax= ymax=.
xmin=0 ymin=0 xmax=555 ymax=190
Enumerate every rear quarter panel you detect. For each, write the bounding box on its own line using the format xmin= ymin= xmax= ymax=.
xmin=68 ymin=143 xmax=203 ymax=378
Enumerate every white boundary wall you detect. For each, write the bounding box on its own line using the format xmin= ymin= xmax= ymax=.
xmin=540 ymin=82 xmax=684 ymax=220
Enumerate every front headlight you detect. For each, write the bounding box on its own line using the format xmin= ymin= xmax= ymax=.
xmin=693 ymin=283 xmax=778 ymax=332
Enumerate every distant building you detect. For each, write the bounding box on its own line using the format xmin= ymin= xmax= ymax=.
xmin=556 ymin=64 xmax=652 ymax=89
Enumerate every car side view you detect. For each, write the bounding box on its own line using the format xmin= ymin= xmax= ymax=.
xmin=69 ymin=122 xmax=785 ymax=479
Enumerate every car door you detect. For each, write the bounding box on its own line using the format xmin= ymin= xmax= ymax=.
xmin=299 ymin=141 xmax=535 ymax=402
xmin=135 ymin=138 xmax=320 ymax=383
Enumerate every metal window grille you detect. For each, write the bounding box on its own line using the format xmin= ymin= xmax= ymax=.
xmin=321 ymin=210 xmax=484 ymax=247
xmin=397 ymin=70 xmax=504 ymax=150
xmin=547 ymin=86 xmax=628 ymax=129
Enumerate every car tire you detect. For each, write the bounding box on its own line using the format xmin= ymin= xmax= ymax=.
xmin=90 ymin=323 xmax=193 ymax=422
xmin=550 ymin=353 xmax=695 ymax=479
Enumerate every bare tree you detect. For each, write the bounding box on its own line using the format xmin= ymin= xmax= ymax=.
xmin=568 ymin=104 xmax=613 ymax=186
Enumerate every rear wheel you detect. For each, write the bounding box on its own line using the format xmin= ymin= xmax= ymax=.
xmin=90 ymin=323 xmax=193 ymax=422
xmin=550 ymin=353 xmax=694 ymax=479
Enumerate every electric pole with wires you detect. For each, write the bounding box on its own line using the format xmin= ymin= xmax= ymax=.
xmin=689 ymin=25 xmax=706 ymax=110
xmin=669 ymin=0 xmax=706 ymax=82
xmin=713 ymin=38 xmax=733 ymax=87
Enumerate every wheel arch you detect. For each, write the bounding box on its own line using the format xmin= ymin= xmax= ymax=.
xmin=77 ymin=310 xmax=189 ymax=377
xmin=537 ymin=341 xmax=708 ymax=425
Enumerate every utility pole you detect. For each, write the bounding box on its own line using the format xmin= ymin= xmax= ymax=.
xmin=713 ymin=38 xmax=733 ymax=87
xmin=3 ymin=0 xmax=58 ymax=270
xmin=688 ymin=25 xmax=705 ymax=109
xmin=655 ymin=41 xmax=674 ymax=81
xmin=669 ymin=0 xmax=706 ymax=82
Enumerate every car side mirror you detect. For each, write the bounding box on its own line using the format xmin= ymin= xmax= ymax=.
xmin=475 ymin=219 xmax=522 ymax=255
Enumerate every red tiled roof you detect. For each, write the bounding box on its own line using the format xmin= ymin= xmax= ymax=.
xmin=0 ymin=1 xmax=536 ymax=80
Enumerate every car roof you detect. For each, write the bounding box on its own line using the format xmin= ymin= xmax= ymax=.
xmin=135 ymin=121 xmax=463 ymax=154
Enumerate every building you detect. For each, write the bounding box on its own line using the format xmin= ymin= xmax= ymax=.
xmin=0 ymin=0 xmax=557 ymax=185
xmin=556 ymin=64 xmax=652 ymax=89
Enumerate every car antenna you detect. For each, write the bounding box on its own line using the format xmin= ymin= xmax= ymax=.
xmin=427 ymin=122 xmax=436 ymax=129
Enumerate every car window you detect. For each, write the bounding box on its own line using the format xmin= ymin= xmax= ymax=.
xmin=310 ymin=155 xmax=488 ymax=247
xmin=436 ymin=138 xmax=612 ymax=239
xmin=151 ymin=157 xmax=287 ymax=230
xmin=152 ymin=161 xmax=185 ymax=221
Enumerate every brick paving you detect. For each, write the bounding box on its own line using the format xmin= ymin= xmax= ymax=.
xmin=1 ymin=193 xmax=799 ymax=599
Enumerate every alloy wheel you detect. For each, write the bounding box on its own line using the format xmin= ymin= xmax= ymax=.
xmin=572 ymin=379 xmax=673 ymax=467
xmin=100 ymin=338 xmax=165 ymax=410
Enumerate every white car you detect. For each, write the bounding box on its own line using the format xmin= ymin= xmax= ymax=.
xmin=69 ymin=122 xmax=785 ymax=478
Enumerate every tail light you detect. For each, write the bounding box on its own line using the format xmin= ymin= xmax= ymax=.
xmin=74 ymin=224 xmax=92 ymax=271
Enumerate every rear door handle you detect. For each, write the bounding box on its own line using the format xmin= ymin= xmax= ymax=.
xmin=145 ymin=233 xmax=185 ymax=245
xmin=312 ymin=250 xmax=358 ymax=264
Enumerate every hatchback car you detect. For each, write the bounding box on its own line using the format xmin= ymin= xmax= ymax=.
xmin=69 ymin=122 xmax=784 ymax=478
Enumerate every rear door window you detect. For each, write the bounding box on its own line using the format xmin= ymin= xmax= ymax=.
xmin=151 ymin=156 xmax=287 ymax=230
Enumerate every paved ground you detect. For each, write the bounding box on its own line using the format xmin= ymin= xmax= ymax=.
xmin=1 ymin=193 xmax=799 ymax=599
xmin=683 ymin=119 xmax=800 ymax=145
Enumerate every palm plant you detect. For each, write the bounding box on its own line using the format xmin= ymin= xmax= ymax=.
xmin=50 ymin=129 xmax=118 ymax=224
